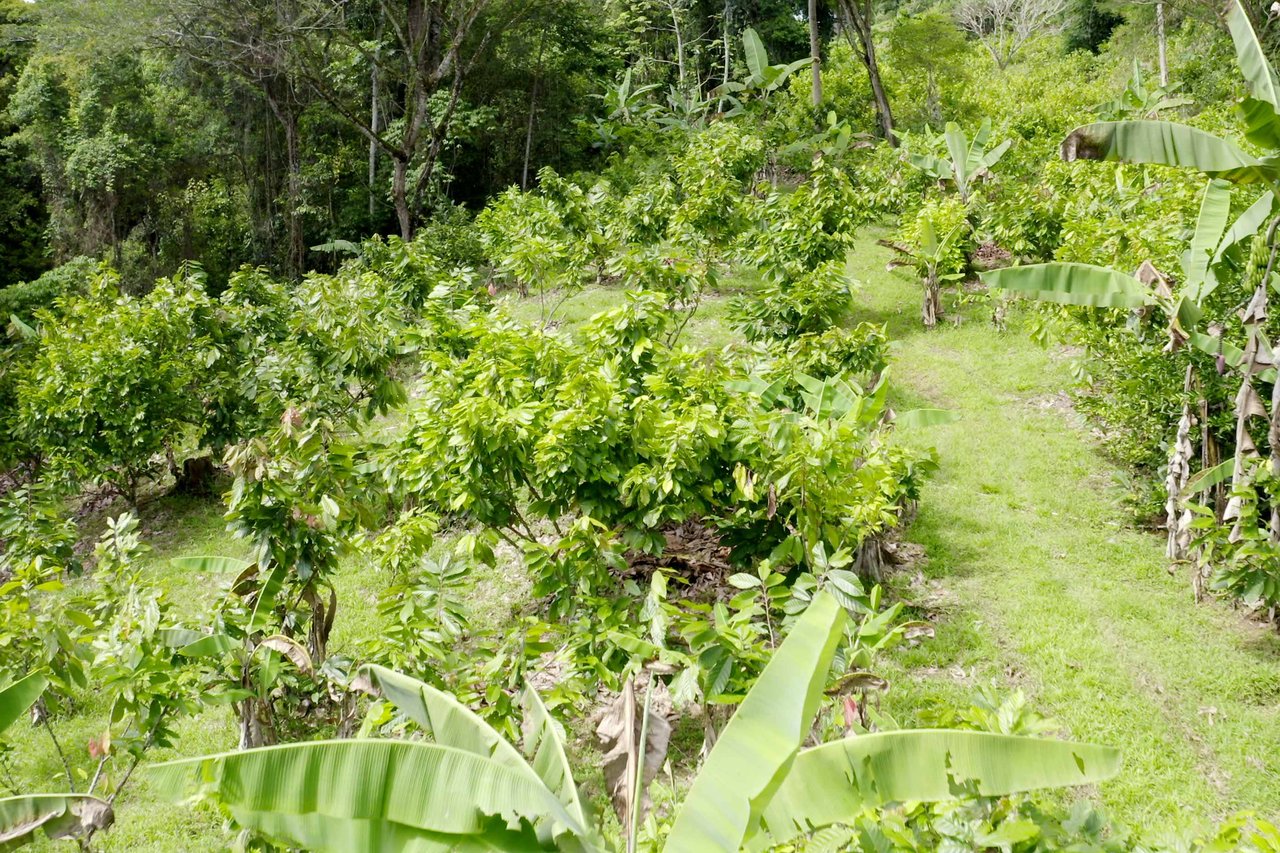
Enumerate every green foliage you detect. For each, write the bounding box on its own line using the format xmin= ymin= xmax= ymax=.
xmin=158 ymin=596 xmax=1121 ymax=853
xmin=786 ymin=322 xmax=889 ymax=380
xmin=904 ymin=119 xmax=1013 ymax=204
xmin=15 ymin=268 xmax=216 ymax=502
xmin=1191 ymin=469 xmax=1280 ymax=610
xmin=746 ymin=157 xmax=862 ymax=283
xmin=0 ymin=257 xmax=97 ymax=327
xmin=731 ymin=260 xmax=854 ymax=341
xmin=1064 ymin=0 xmax=1123 ymax=55
xmin=886 ymin=11 xmax=973 ymax=129
xmin=669 ymin=123 xmax=766 ymax=252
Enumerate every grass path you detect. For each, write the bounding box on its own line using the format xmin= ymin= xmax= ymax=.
xmin=849 ymin=235 xmax=1280 ymax=829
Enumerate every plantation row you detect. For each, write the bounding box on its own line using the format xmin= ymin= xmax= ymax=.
xmin=2 ymin=10 xmax=1280 ymax=853
xmin=0 ymin=64 xmax=992 ymax=849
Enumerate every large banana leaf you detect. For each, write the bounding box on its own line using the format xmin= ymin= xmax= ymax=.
xmin=1061 ymin=120 xmax=1277 ymax=184
xmin=981 ymin=263 xmax=1153 ymax=309
xmin=753 ymin=730 xmax=1121 ymax=847
xmin=663 ymin=592 xmax=845 ymax=851
xmin=0 ymin=794 xmax=112 ymax=852
xmin=944 ymin=122 xmax=971 ymax=185
xmin=0 ymin=675 xmax=46 ymax=736
xmin=152 ymin=740 xmax=584 ymax=853
xmin=1215 ymin=190 xmax=1275 ymax=266
xmin=520 ymin=686 xmax=588 ymax=830
xmin=743 ymin=28 xmax=769 ymax=83
xmin=1188 ymin=330 xmax=1277 ymax=383
xmin=1226 ymin=0 xmax=1280 ymax=148
xmin=1182 ymin=179 xmax=1233 ymax=301
xmin=362 ymin=667 xmax=595 ymax=847
xmin=364 ymin=666 xmax=530 ymax=769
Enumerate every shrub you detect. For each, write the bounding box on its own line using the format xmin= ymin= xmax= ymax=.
xmin=730 ymin=260 xmax=854 ymax=342
xmin=746 ymin=157 xmax=862 ymax=283
xmin=787 ymin=323 xmax=889 ymax=379
xmin=15 ymin=268 xmax=215 ymax=503
xmin=0 ymin=257 xmax=98 ymax=326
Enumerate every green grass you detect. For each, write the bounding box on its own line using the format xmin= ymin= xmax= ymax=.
xmin=848 ymin=233 xmax=1280 ymax=829
xmin=12 ymin=228 xmax=1280 ymax=847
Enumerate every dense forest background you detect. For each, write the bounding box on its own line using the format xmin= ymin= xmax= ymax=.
xmin=0 ymin=0 xmax=1243 ymax=293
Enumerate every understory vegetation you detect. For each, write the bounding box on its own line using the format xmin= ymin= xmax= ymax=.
xmin=3 ymin=0 xmax=1280 ymax=850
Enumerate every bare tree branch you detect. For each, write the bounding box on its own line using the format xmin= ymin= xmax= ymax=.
xmin=956 ymin=0 xmax=1066 ymax=69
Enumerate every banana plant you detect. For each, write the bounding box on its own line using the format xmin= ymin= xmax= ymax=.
xmin=0 ymin=674 xmax=114 ymax=850
xmin=881 ymin=216 xmax=971 ymax=328
xmin=905 ymin=119 xmax=1012 ymax=203
xmin=1096 ymin=60 xmax=1193 ymax=120
xmin=155 ymin=593 xmax=1119 ymax=852
xmin=981 ymin=0 xmax=1280 ymax=565
xmin=714 ymin=28 xmax=812 ymax=115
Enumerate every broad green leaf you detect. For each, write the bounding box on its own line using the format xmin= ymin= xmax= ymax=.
xmin=768 ymin=58 xmax=813 ymax=92
xmin=944 ymin=123 xmax=970 ymax=185
xmin=178 ymin=633 xmax=238 ymax=658
xmin=663 ymin=592 xmax=845 ymax=851
xmin=1173 ymin=295 xmax=1202 ymax=333
xmin=980 ymin=138 xmax=1012 ymax=171
xmin=0 ymin=675 xmax=46 ymax=736
xmin=895 ymin=409 xmax=960 ymax=429
xmin=1061 ymin=121 xmax=1277 ymax=184
xmin=361 ymin=668 xmax=594 ymax=844
xmin=981 ymin=263 xmax=1153 ymax=309
xmin=247 ymin=564 xmax=287 ymax=634
xmin=159 ymin=630 xmax=238 ymax=658
xmin=1184 ymin=459 xmax=1235 ymax=496
xmin=520 ymin=687 xmax=588 ymax=831
xmin=365 ymin=666 xmax=528 ymax=767
xmin=906 ymin=150 xmax=951 ymax=181
xmin=1215 ymin=191 xmax=1275 ymax=266
xmin=169 ymin=556 xmax=252 ymax=574
xmin=1187 ymin=330 xmax=1277 ymax=382
xmin=754 ymin=730 xmax=1121 ymax=846
xmin=152 ymin=740 xmax=580 ymax=853
xmin=1240 ymin=98 xmax=1280 ymax=150
xmin=1183 ymin=179 xmax=1233 ymax=300
xmin=1227 ymin=0 xmax=1280 ymax=147
xmin=743 ymin=28 xmax=768 ymax=82
xmin=0 ymin=794 xmax=112 ymax=852
xmin=5 ymin=316 xmax=35 ymax=342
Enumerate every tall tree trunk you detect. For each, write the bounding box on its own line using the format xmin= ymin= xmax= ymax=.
xmin=720 ymin=0 xmax=732 ymax=110
xmin=1156 ymin=0 xmax=1168 ymax=87
xmin=926 ymin=70 xmax=941 ymax=125
xmin=839 ymin=0 xmax=895 ymax=145
xmin=264 ymin=88 xmax=305 ymax=275
xmin=392 ymin=157 xmax=412 ymax=240
xmin=369 ymin=48 xmax=381 ymax=221
xmin=809 ymin=0 xmax=822 ymax=108
xmin=522 ymin=32 xmax=546 ymax=191
xmin=669 ymin=0 xmax=687 ymax=100
xmin=284 ymin=113 xmax=304 ymax=274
